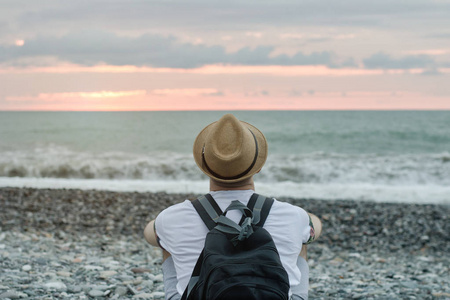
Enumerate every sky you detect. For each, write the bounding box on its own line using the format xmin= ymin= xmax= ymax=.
xmin=1 ymin=0 xmax=450 ymax=111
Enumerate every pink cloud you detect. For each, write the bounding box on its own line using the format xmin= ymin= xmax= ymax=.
xmin=0 ymin=63 xmax=424 ymax=76
xmin=150 ymin=88 xmax=221 ymax=97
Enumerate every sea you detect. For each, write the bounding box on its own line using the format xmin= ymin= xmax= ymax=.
xmin=0 ymin=111 xmax=449 ymax=204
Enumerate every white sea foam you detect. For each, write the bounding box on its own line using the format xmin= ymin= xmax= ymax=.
xmin=0 ymin=177 xmax=448 ymax=205
xmin=1 ymin=148 xmax=449 ymax=186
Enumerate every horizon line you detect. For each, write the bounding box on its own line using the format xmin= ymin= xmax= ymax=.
xmin=1 ymin=109 xmax=450 ymax=113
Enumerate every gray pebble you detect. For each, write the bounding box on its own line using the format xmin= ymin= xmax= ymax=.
xmin=0 ymin=188 xmax=449 ymax=300
xmin=401 ymin=281 xmax=418 ymax=289
xmin=0 ymin=291 xmax=21 ymax=299
xmin=133 ymin=293 xmax=153 ymax=299
xmin=115 ymin=285 xmax=129 ymax=296
xmin=34 ymin=258 xmax=47 ymax=265
xmin=21 ymin=265 xmax=32 ymax=271
xmin=43 ymin=281 xmax=67 ymax=291
xmin=150 ymin=291 xmax=166 ymax=299
xmin=89 ymin=289 xmax=105 ymax=297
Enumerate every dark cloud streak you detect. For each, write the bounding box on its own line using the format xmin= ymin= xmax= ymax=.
xmin=363 ymin=52 xmax=436 ymax=69
xmin=10 ymin=0 xmax=450 ymax=33
xmin=0 ymin=31 xmax=335 ymax=68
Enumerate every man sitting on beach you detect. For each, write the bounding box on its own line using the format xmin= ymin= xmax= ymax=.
xmin=144 ymin=113 xmax=322 ymax=300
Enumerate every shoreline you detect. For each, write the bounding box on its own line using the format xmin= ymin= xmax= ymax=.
xmin=1 ymin=187 xmax=448 ymax=254
xmin=1 ymin=187 xmax=449 ymax=299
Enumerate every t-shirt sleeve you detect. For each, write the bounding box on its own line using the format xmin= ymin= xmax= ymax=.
xmin=154 ymin=208 xmax=170 ymax=251
xmin=154 ymin=200 xmax=192 ymax=253
xmin=297 ymin=207 xmax=314 ymax=244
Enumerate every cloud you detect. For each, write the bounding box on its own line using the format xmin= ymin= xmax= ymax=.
xmin=0 ymin=31 xmax=337 ymax=68
xmin=6 ymin=90 xmax=147 ymax=102
xmin=404 ymin=49 xmax=449 ymax=56
xmin=150 ymin=88 xmax=223 ymax=97
xmin=363 ymin=52 xmax=436 ymax=69
xmin=425 ymin=33 xmax=450 ymax=39
xmin=420 ymin=68 xmax=443 ymax=76
xmin=10 ymin=0 xmax=450 ymax=32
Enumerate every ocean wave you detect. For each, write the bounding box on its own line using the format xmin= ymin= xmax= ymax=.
xmin=262 ymin=152 xmax=450 ymax=185
xmin=0 ymin=146 xmax=202 ymax=181
xmin=1 ymin=146 xmax=449 ymax=186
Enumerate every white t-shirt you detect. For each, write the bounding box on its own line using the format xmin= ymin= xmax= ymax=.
xmin=155 ymin=189 xmax=312 ymax=295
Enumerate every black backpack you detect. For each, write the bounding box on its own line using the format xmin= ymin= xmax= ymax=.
xmin=181 ymin=193 xmax=290 ymax=300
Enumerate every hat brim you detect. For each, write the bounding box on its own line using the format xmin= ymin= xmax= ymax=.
xmin=193 ymin=120 xmax=268 ymax=183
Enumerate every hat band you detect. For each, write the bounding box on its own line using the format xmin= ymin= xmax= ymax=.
xmin=202 ymin=129 xmax=259 ymax=181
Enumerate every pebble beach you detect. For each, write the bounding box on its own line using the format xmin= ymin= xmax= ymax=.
xmin=0 ymin=187 xmax=449 ymax=299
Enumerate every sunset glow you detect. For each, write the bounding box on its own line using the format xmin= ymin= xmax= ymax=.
xmin=1 ymin=1 xmax=449 ymax=111
xmin=15 ymin=39 xmax=25 ymax=47
xmin=3 ymin=64 xmax=448 ymax=77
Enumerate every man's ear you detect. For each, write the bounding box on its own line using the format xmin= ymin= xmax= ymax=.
xmin=308 ymin=213 xmax=322 ymax=241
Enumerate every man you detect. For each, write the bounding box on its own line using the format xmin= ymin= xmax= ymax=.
xmin=144 ymin=114 xmax=322 ymax=300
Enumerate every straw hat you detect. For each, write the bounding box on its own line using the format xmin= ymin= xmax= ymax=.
xmin=193 ymin=114 xmax=268 ymax=183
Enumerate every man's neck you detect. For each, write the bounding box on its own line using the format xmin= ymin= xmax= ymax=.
xmin=209 ymin=178 xmax=255 ymax=191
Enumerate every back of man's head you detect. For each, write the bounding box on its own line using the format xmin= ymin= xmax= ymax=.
xmin=193 ymin=114 xmax=268 ymax=183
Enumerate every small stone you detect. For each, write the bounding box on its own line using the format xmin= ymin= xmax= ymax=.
xmin=67 ymin=285 xmax=82 ymax=293
xmin=91 ymin=285 xmax=112 ymax=291
xmin=432 ymin=292 xmax=450 ymax=297
xmin=99 ymin=270 xmax=117 ymax=278
xmin=22 ymin=264 xmax=32 ymax=271
xmin=140 ymin=280 xmax=154 ymax=289
xmin=153 ymin=274 xmax=164 ymax=282
xmin=84 ymin=265 xmax=104 ymax=271
xmin=35 ymin=258 xmax=47 ymax=265
xmin=72 ymin=257 xmax=84 ymax=263
xmin=0 ymin=291 xmax=20 ymax=299
xmin=131 ymin=267 xmax=152 ymax=274
xmin=400 ymin=281 xmax=418 ymax=289
xmin=119 ymin=274 xmax=135 ymax=281
xmin=329 ymin=257 xmax=344 ymax=266
xmin=133 ymin=293 xmax=153 ymax=299
xmin=115 ymin=286 xmax=128 ymax=296
xmin=89 ymin=289 xmax=105 ymax=297
xmin=57 ymin=271 xmax=72 ymax=277
xmin=418 ymin=256 xmax=434 ymax=262
xmin=150 ymin=291 xmax=166 ymax=299
xmin=127 ymin=284 xmax=138 ymax=295
xmin=348 ymin=253 xmax=361 ymax=258
xmin=44 ymin=281 xmax=67 ymax=291
xmin=60 ymin=255 xmax=73 ymax=261
xmin=146 ymin=274 xmax=156 ymax=281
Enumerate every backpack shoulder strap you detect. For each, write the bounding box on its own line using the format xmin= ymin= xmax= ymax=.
xmin=240 ymin=193 xmax=274 ymax=227
xmin=192 ymin=194 xmax=223 ymax=231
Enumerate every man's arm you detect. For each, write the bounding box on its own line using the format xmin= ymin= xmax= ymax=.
xmin=144 ymin=220 xmax=159 ymax=247
xmin=144 ymin=219 xmax=172 ymax=261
